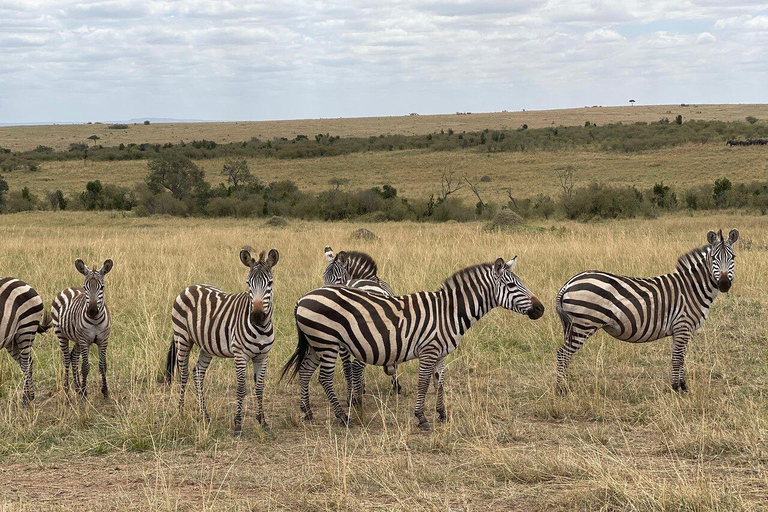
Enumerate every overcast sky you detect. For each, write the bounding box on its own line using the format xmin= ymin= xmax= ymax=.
xmin=1 ymin=1 xmax=766 ymax=124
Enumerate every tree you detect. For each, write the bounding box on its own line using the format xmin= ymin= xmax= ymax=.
xmin=746 ymin=116 xmax=758 ymax=124
xmin=87 ymin=135 xmax=100 ymax=145
xmin=439 ymin=171 xmax=463 ymax=202
xmin=0 ymin=173 xmax=8 ymax=210
xmin=144 ymin=120 xmax=151 ymax=125
xmin=329 ymin=178 xmax=349 ymax=190
xmin=556 ymin=166 xmax=575 ymax=200
xmin=146 ymin=152 xmax=206 ymax=200
xmin=222 ymin=158 xmax=253 ymax=188
xmin=675 ymin=114 xmax=683 ymax=125
xmin=463 ymin=176 xmax=486 ymax=213
xmin=629 ymin=99 xmax=635 ymax=106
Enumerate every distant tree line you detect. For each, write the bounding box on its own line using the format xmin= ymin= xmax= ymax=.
xmin=1 ymin=119 xmax=767 ymax=173
xmin=1 ymin=153 xmax=767 ymax=222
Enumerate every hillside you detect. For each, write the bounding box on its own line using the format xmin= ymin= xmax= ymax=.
xmin=2 ymin=104 xmax=767 ymax=152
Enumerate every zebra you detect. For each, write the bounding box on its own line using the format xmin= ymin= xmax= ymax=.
xmin=283 ymin=256 xmax=544 ymax=430
xmin=323 ymin=246 xmax=402 ymax=400
xmin=554 ymin=229 xmax=739 ymax=394
xmin=0 ymin=277 xmax=50 ymax=406
xmin=52 ymin=259 xmax=113 ymax=399
xmin=165 ymin=247 xmax=278 ymax=436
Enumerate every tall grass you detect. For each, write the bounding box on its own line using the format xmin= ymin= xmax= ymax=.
xmin=0 ymin=212 xmax=765 ymax=510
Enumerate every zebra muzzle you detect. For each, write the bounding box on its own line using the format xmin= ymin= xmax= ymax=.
xmin=718 ymin=277 xmax=732 ymax=293
xmin=250 ymin=299 xmax=267 ymax=325
xmin=528 ymin=297 xmax=545 ymax=320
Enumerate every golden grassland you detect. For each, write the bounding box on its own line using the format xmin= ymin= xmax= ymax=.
xmin=6 ymin=143 xmax=768 ymax=204
xmin=2 ymin=103 xmax=767 ymax=152
xmin=0 ymin=212 xmax=766 ymax=511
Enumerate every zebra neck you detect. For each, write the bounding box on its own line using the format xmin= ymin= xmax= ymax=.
xmin=438 ymin=274 xmax=495 ymax=337
xmin=674 ymin=246 xmax=719 ymax=308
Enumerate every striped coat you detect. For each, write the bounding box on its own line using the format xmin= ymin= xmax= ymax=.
xmin=166 ymin=247 xmax=278 ymax=435
xmin=52 ymin=259 xmax=113 ymax=398
xmin=284 ymin=257 xmax=544 ymax=430
xmin=0 ymin=277 xmax=50 ymax=405
xmin=555 ymin=229 xmax=739 ymax=393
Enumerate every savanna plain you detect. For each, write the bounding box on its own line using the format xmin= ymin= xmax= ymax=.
xmin=0 ymin=212 xmax=766 ymax=511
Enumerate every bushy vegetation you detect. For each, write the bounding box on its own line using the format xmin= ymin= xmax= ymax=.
xmin=2 ymin=151 xmax=767 ymax=222
xmin=2 ymin=120 xmax=767 ymax=170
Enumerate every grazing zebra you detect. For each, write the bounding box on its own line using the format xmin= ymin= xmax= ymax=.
xmin=283 ymin=256 xmax=544 ymax=430
xmin=323 ymin=246 xmax=402 ymax=400
xmin=555 ymin=229 xmax=739 ymax=394
xmin=166 ymin=247 xmax=278 ymax=436
xmin=52 ymin=259 xmax=113 ymax=399
xmin=0 ymin=277 xmax=50 ymax=405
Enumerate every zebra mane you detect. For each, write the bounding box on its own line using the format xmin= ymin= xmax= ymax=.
xmin=675 ymin=245 xmax=711 ymax=273
xmin=440 ymin=263 xmax=492 ymax=290
xmin=344 ymin=251 xmax=379 ymax=278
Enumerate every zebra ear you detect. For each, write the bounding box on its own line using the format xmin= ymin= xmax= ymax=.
xmin=239 ymin=248 xmax=255 ymax=268
xmin=75 ymin=259 xmax=89 ymax=275
xmin=707 ymin=231 xmax=718 ymax=245
xmin=728 ymin=229 xmax=739 ymax=244
xmin=335 ymin=251 xmax=348 ymax=267
xmin=506 ymin=256 xmax=517 ymax=271
xmin=493 ymin=258 xmax=506 ymax=275
xmin=99 ymin=259 xmax=113 ymax=275
xmin=267 ymin=249 xmax=279 ymax=267
xmin=324 ymin=246 xmax=335 ymax=263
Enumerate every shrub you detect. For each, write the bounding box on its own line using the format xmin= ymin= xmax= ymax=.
xmin=350 ymin=228 xmax=377 ymax=240
xmin=146 ymin=152 xmax=206 ymax=200
xmin=562 ymin=183 xmax=653 ymax=220
xmin=675 ymin=115 xmax=683 ymax=125
xmin=265 ymin=216 xmax=289 ymax=227
xmin=746 ymin=116 xmax=758 ymax=124
xmin=108 ymin=124 xmax=129 ymax=129
xmin=144 ymin=120 xmax=150 ymax=125
xmin=46 ymin=190 xmax=68 ymax=211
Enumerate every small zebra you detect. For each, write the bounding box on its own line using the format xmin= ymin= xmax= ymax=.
xmin=0 ymin=277 xmax=51 ymax=405
xmin=323 ymin=246 xmax=402 ymax=400
xmin=555 ymin=229 xmax=739 ymax=393
xmin=52 ymin=259 xmax=114 ymax=399
xmin=283 ymin=256 xmax=544 ymax=430
xmin=166 ymin=247 xmax=278 ymax=436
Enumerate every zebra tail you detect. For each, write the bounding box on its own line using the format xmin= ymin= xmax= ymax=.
xmin=280 ymin=319 xmax=309 ymax=383
xmin=555 ymin=287 xmax=572 ymax=339
xmin=164 ymin=338 xmax=177 ymax=385
xmin=37 ymin=310 xmax=52 ymax=334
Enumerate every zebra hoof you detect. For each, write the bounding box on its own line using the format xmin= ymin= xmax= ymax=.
xmin=233 ymin=429 xmax=242 ymax=438
xmin=417 ymin=419 xmax=431 ymax=431
xmin=351 ymin=396 xmax=363 ymax=408
xmin=303 ymin=412 xmax=314 ymax=422
xmin=672 ymin=381 xmax=689 ymax=393
xmin=555 ymin=383 xmax=570 ymax=396
xmin=203 ymin=413 xmax=211 ymax=425
xmin=391 ymin=384 xmax=403 ymax=395
xmin=437 ymin=409 xmax=447 ymax=422
xmin=260 ymin=423 xmax=271 ymax=434
xmin=337 ymin=414 xmax=351 ymax=427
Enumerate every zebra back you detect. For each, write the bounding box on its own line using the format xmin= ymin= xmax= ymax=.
xmin=0 ymin=277 xmax=45 ymax=349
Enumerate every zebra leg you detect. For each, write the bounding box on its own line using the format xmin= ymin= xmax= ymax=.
xmin=556 ymin=323 xmax=597 ymax=395
xmin=192 ymin=350 xmax=213 ymax=424
xmin=13 ymin=336 xmax=35 ymax=407
xmin=433 ymin=358 xmax=447 ymax=422
xmin=350 ymin=358 xmax=365 ymax=408
xmin=384 ymin=364 xmax=402 ymax=395
xmin=317 ymin=352 xmax=350 ymax=426
xmin=70 ymin=343 xmax=82 ymax=394
xmin=57 ymin=332 xmax=72 ymax=394
xmin=233 ymin=355 xmax=248 ymax=436
xmin=414 ymin=353 xmax=439 ymax=430
xmin=671 ymin=329 xmax=692 ymax=392
xmin=252 ymin=353 xmax=269 ymax=430
xmin=298 ymin=354 xmax=319 ymax=421
xmin=176 ymin=338 xmax=192 ymax=411
xmin=79 ymin=341 xmax=90 ymax=399
xmin=339 ymin=345 xmax=354 ymax=403
xmin=98 ymin=341 xmax=109 ymax=399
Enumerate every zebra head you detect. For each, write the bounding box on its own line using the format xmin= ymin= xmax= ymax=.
xmin=707 ymin=229 xmax=739 ymax=293
xmin=240 ymin=246 xmax=279 ymax=325
xmin=492 ymin=257 xmax=544 ymax=320
xmin=323 ymin=246 xmax=350 ymax=285
xmin=75 ymin=258 xmax=113 ymax=319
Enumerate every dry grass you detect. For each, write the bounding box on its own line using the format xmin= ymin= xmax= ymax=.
xmin=7 ymin=143 xmax=768 ymax=204
xmin=2 ymin=103 xmax=767 ymax=152
xmin=0 ymin=212 xmax=765 ymax=510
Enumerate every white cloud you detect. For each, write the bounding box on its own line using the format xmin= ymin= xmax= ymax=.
xmin=1 ymin=0 xmax=767 ymax=123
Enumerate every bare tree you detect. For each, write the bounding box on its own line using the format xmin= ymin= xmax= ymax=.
xmin=222 ymin=158 xmax=253 ymax=188
xmin=464 ymin=176 xmax=486 ymax=211
xmin=439 ymin=171 xmax=464 ymax=202
xmin=502 ymin=187 xmax=518 ymax=209
xmin=329 ymin=178 xmax=350 ymax=190
xmin=556 ymin=166 xmax=575 ymax=199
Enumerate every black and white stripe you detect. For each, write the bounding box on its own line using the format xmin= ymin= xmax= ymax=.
xmin=0 ymin=277 xmax=49 ymax=405
xmin=52 ymin=259 xmax=113 ymax=399
xmin=555 ymin=229 xmax=739 ymax=393
xmin=323 ymin=246 xmax=401 ymax=399
xmin=283 ymin=256 xmax=544 ymax=430
xmin=166 ymin=247 xmax=278 ymax=435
